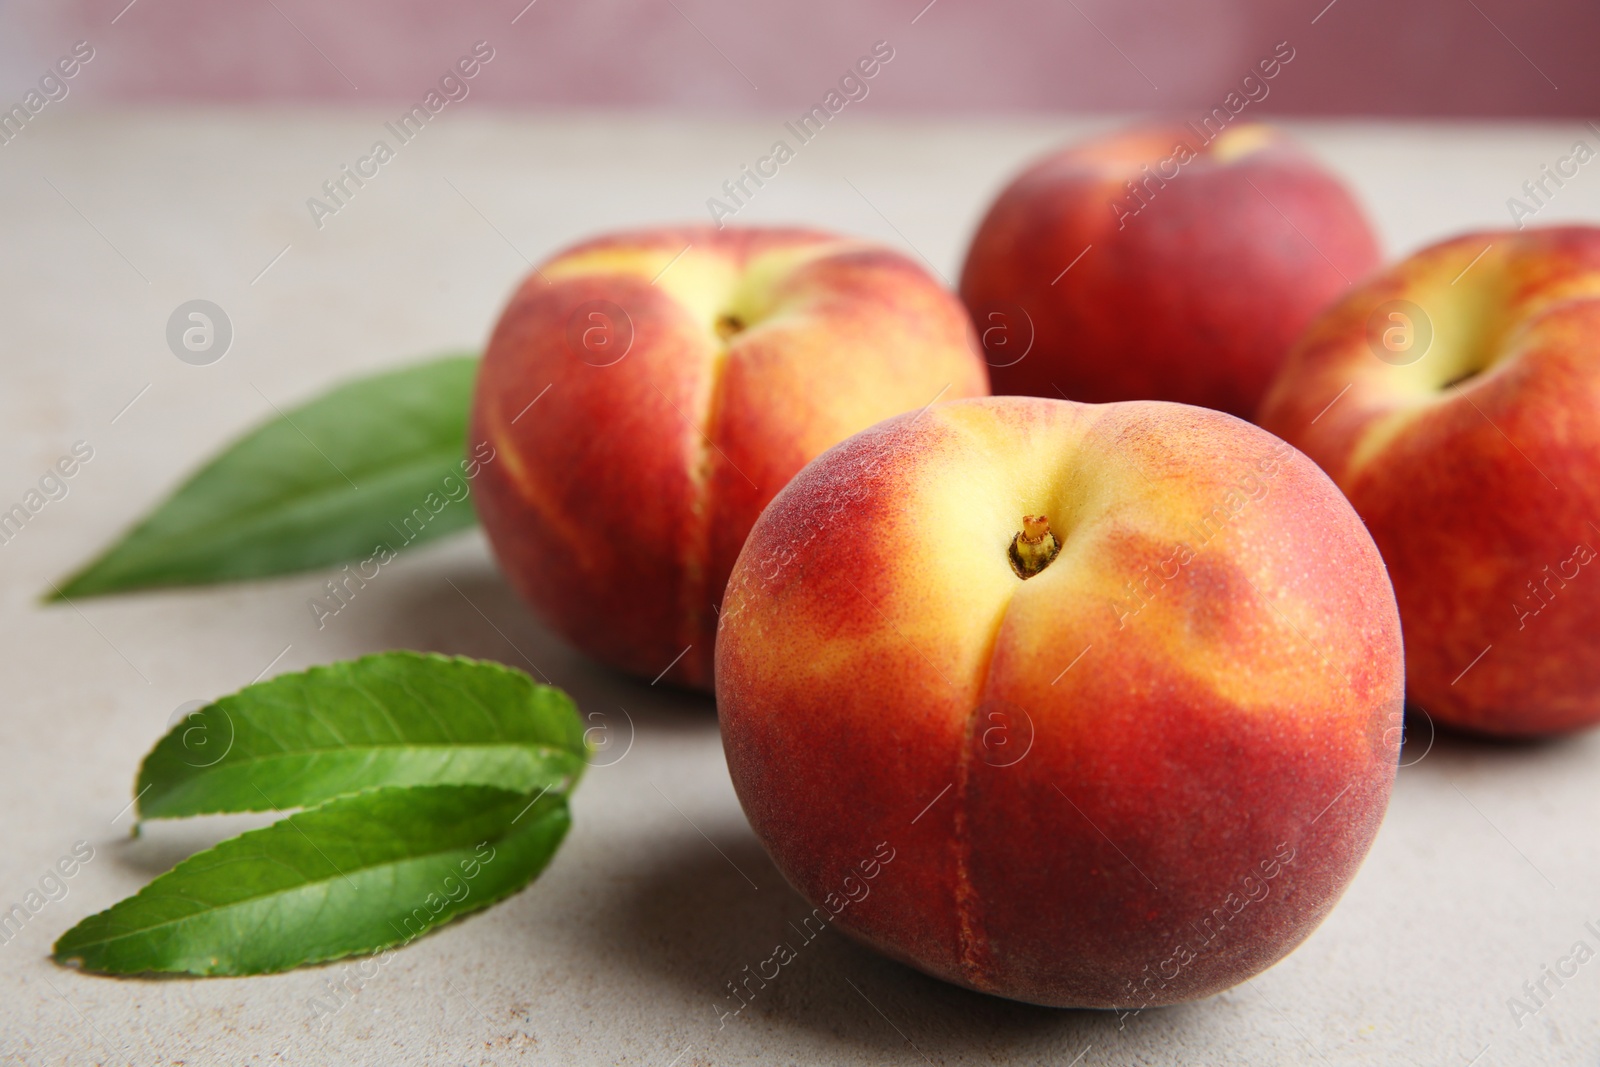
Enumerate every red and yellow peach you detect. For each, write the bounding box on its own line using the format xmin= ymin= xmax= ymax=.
xmin=1259 ymin=226 xmax=1600 ymax=737
xmin=960 ymin=122 xmax=1381 ymax=417
xmin=716 ymin=395 xmax=1402 ymax=1006
xmin=471 ymin=225 xmax=988 ymax=689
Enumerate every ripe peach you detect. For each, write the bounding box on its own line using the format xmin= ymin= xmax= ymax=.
xmin=1259 ymin=227 xmax=1600 ymax=737
xmin=716 ymin=396 xmax=1401 ymax=1007
xmin=959 ymin=122 xmax=1381 ymax=417
xmin=471 ymin=226 xmax=988 ymax=689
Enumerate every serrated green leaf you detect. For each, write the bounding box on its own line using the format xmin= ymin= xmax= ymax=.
xmin=54 ymin=785 xmax=568 ymax=976
xmin=138 ymin=652 xmax=587 ymax=820
xmin=50 ymin=354 xmax=481 ymax=600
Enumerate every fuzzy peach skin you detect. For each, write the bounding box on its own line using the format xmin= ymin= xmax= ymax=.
xmin=471 ymin=226 xmax=987 ymax=690
xmin=716 ymin=396 xmax=1401 ymax=1008
xmin=1259 ymin=227 xmax=1600 ymax=737
xmin=959 ymin=122 xmax=1380 ymax=417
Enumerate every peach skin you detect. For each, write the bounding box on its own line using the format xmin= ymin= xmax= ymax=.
xmin=471 ymin=225 xmax=988 ymax=690
xmin=1260 ymin=226 xmax=1600 ymax=737
xmin=960 ymin=122 xmax=1380 ymax=417
xmin=717 ymin=395 xmax=1403 ymax=1007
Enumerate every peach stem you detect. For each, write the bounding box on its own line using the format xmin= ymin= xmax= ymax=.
xmin=1010 ymin=515 xmax=1060 ymax=579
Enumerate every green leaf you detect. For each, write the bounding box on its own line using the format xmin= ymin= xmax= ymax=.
xmin=138 ymin=652 xmax=587 ymax=820
xmin=54 ymin=785 xmax=569 ymax=976
xmin=50 ymin=354 xmax=482 ymax=600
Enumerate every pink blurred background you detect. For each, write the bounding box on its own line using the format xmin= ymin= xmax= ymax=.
xmin=1 ymin=0 xmax=1594 ymax=116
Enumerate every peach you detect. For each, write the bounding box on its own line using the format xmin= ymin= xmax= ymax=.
xmin=716 ymin=396 xmax=1402 ymax=1008
xmin=1259 ymin=226 xmax=1600 ymax=737
xmin=959 ymin=122 xmax=1381 ymax=417
xmin=471 ymin=226 xmax=988 ymax=689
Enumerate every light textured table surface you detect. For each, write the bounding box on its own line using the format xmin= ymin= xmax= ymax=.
xmin=3 ymin=110 xmax=1599 ymax=1066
